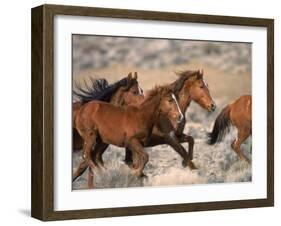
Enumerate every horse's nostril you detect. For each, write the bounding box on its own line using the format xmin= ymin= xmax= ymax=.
xmin=177 ymin=115 xmax=183 ymax=122
xmin=211 ymin=103 xmax=216 ymax=111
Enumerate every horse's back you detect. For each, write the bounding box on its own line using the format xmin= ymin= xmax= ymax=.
xmin=81 ymin=101 xmax=139 ymax=146
xmin=230 ymin=95 xmax=252 ymax=128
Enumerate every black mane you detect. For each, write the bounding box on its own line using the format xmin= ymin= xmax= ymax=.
xmin=73 ymin=76 xmax=136 ymax=103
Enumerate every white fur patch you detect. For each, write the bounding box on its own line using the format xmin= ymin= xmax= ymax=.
xmin=138 ymin=85 xmax=143 ymax=95
xmin=171 ymin=93 xmax=184 ymax=122
xmin=203 ymin=79 xmax=208 ymax=87
xmin=169 ymin=131 xmax=176 ymax=138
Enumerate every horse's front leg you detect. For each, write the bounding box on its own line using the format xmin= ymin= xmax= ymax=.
xmin=178 ymin=133 xmax=195 ymax=160
xmin=124 ymin=148 xmax=133 ymax=167
xmin=127 ymin=139 xmax=149 ymax=177
xmin=124 ymin=134 xmax=166 ymax=168
xmin=164 ymin=132 xmax=197 ymax=170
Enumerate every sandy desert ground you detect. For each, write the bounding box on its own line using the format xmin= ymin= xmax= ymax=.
xmin=72 ymin=36 xmax=252 ymax=189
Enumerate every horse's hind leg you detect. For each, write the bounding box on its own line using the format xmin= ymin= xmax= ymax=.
xmin=231 ymin=127 xmax=251 ymax=163
xmin=73 ymin=160 xmax=87 ymax=182
xmin=93 ymin=143 xmax=109 ymax=168
xmin=87 ymin=143 xmax=108 ymax=189
xmin=82 ymin=133 xmax=100 ymax=171
xmin=72 ymin=142 xmax=107 ymax=183
xmin=72 ymin=133 xmax=97 ymax=182
xmin=88 ymin=166 xmax=94 ymax=189
xmin=73 ymin=128 xmax=83 ymax=150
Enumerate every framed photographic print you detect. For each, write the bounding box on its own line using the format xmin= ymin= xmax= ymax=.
xmin=31 ymin=4 xmax=274 ymax=221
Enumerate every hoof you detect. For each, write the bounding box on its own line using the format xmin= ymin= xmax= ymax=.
xmin=127 ymin=162 xmax=139 ymax=170
xmin=127 ymin=163 xmax=135 ymax=169
xmin=188 ymin=161 xmax=198 ymax=170
xmin=182 ymin=160 xmax=188 ymax=168
xmin=182 ymin=160 xmax=198 ymax=170
xmin=133 ymin=169 xmax=147 ymax=178
xmin=123 ymin=157 xmax=132 ymax=163
xmin=124 ymin=159 xmax=133 ymax=167
xmin=139 ymin=172 xmax=148 ymax=178
xmin=97 ymin=164 xmax=106 ymax=170
xmin=243 ymin=157 xmax=251 ymax=165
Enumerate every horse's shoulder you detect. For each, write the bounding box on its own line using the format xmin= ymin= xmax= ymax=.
xmin=125 ymin=105 xmax=140 ymax=112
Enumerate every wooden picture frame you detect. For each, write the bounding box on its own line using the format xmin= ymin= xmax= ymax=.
xmin=31 ymin=4 xmax=274 ymax=221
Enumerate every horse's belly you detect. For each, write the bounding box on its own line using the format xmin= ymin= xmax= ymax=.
xmin=98 ymin=127 xmax=126 ymax=147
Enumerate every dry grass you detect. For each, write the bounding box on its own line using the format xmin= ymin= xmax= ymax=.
xmin=72 ymin=63 xmax=252 ymax=190
xmin=72 ymin=37 xmax=252 ymax=189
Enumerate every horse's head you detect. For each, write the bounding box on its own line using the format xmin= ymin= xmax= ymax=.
xmin=176 ymin=70 xmax=216 ymax=112
xmin=157 ymin=87 xmax=184 ymax=124
xmin=119 ymin=72 xmax=144 ymax=106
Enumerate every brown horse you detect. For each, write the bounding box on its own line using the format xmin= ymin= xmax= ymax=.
xmin=123 ymin=70 xmax=216 ymax=169
xmin=73 ymin=70 xmax=216 ymax=182
xmin=74 ymin=86 xmax=184 ymax=188
xmin=208 ymin=95 xmax=252 ymax=163
xmin=72 ymin=72 xmax=144 ymax=150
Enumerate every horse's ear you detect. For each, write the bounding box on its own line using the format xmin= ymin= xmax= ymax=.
xmin=133 ymin=72 xmax=138 ymax=79
xmin=127 ymin=72 xmax=132 ymax=79
xmin=200 ymin=69 xmax=204 ymax=76
xmin=197 ymin=70 xmax=203 ymax=79
xmin=174 ymin=70 xmax=181 ymax=77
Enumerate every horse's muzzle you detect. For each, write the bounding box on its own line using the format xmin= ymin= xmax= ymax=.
xmin=177 ymin=115 xmax=185 ymax=124
xmin=210 ymin=103 xmax=216 ymax=112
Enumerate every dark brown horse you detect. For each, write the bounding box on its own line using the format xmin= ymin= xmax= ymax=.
xmin=208 ymin=95 xmax=252 ymax=163
xmin=72 ymin=72 xmax=144 ymax=150
xmin=73 ymin=70 xmax=216 ymax=183
xmin=74 ymin=86 xmax=184 ymax=188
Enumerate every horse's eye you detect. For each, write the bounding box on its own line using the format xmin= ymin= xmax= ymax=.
xmin=169 ymin=98 xmax=173 ymax=103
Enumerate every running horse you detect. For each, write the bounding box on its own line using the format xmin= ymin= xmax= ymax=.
xmin=122 ymin=70 xmax=216 ymax=169
xmin=72 ymin=72 xmax=144 ymax=150
xmin=81 ymin=70 xmax=216 ymax=172
xmin=208 ymin=95 xmax=252 ymax=163
xmin=74 ymin=86 xmax=184 ymax=188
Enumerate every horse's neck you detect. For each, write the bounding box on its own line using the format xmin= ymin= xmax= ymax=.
xmin=110 ymin=88 xmax=124 ymax=106
xmin=178 ymin=89 xmax=192 ymax=113
xmin=140 ymin=96 xmax=161 ymax=120
xmin=171 ymin=83 xmax=192 ymax=114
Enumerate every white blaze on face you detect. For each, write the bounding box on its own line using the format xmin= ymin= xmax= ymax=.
xmin=171 ymin=93 xmax=184 ymax=122
xmin=138 ymin=85 xmax=143 ymax=95
xmin=203 ymin=79 xmax=208 ymax=87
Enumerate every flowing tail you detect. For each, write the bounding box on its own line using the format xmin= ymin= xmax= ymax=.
xmin=208 ymin=105 xmax=231 ymax=144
